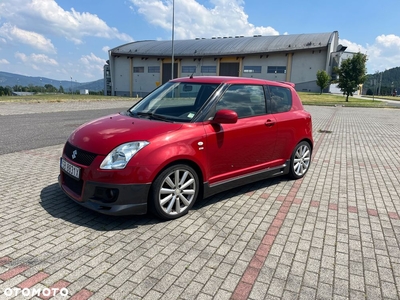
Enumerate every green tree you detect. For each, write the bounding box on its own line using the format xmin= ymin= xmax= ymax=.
xmin=59 ymin=85 xmax=64 ymax=93
xmin=1 ymin=86 xmax=12 ymax=96
xmin=316 ymin=70 xmax=331 ymax=94
xmin=334 ymin=52 xmax=367 ymax=102
xmin=44 ymin=84 xmax=57 ymax=93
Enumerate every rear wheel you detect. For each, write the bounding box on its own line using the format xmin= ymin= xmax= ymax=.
xmin=289 ymin=141 xmax=311 ymax=179
xmin=149 ymin=164 xmax=199 ymax=220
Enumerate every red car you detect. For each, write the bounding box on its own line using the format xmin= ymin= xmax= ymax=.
xmin=59 ymin=76 xmax=313 ymax=220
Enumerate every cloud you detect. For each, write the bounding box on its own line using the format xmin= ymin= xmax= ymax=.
xmin=102 ymin=46 xmax=110 ymax=53
xmin=0 ymin=58 xmax=10 ymax=64
xmin=0 ymin=23 xmax=56 ymax=53
xmin=79 ymin=53 xmax=106 ymax=79
xmin=339 ymin=39 xmax=367 ymax=53
xmin=80 ymin=52 xmax=105 ymax=65
xmin=340 ymin=34 xmax=400 ymax=73
xmin=376 ymin=34 xmax=400 ymax=47
xmin=0 ymin=0 xmax=133 ymax=45
xmin=370 ymin=34 xmax=400 ymax=72
xmin=15 ymin=52 xmax=59 ymax=71
xmin=129 ymin=0 xmax=279 ymax=39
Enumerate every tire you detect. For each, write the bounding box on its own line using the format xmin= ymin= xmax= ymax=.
xmin=149 ymin=164 xmax=199 ymax=220
xmin=289 ymin=141 xmax=311 ymax=179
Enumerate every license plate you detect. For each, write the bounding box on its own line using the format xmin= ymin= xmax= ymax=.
xmin=60 ymin=158 xmax=81 ymax=180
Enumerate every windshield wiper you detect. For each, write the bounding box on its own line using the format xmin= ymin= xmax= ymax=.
xmin=134 ymin=111 xmax=172 ymax=122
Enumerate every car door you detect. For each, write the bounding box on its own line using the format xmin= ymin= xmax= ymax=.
xmin=267 ymin=85 xmax=298 ymax=162
xmin=204 ymin=84 xmax=278 ymax=184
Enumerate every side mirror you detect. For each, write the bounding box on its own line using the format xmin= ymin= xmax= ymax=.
xmin=212 ymin=109 xmax=238 ymax=124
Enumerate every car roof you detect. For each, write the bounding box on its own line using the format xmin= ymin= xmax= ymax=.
xmin=171 ymin=76 xmax=295 ymax=88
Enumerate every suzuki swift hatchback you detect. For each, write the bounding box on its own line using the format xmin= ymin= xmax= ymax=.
xmin=59 ymin=76 xmax=313 ymax=220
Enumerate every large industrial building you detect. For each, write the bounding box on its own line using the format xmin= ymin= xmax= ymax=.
xmin=104 ymin=31 xmax=348 ymax=97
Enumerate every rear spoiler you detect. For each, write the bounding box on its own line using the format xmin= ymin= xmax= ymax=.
xmin=278 ymin=81 xmax=295 ymax=88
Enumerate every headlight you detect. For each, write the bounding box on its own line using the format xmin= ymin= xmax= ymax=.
xmin=100 ymin=141 xmax=149 ymax=170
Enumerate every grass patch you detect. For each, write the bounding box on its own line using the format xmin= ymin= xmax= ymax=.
xmin=0 ymin=93 xmax=136 ymax=103
xmin=299 ymin=92 xmax=394 ymax=108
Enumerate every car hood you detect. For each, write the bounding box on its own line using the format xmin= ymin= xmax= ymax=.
xmin=69 ymin=112 xmax=182 ymax=155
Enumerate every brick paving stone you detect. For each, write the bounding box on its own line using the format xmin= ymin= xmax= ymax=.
xmin=84 ymin=273 xmax=113 ymax=292
xmin=0 ymin=265 xmax=29 ymax=280
xmin=17 ymin=271 xmax=49 ymax=288
xmin=39 ymin=283 xmax=70 ymax=300
xmin=1 ymin=104 xmax=400 ymax=299
xmin=202 ymin=275 xmax=224 ymax=296
xmin=69 ymin=288 xmax=93 ymax=300
xmin=64 ymin=275 xmax=93 ymax=294
xmin=132 ymin=276 xmax=159 ymax=298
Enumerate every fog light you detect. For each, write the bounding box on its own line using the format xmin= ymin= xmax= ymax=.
xmin=106 ymin=189 xmax=117 ymax=201
xmin=93 ymin=187 xmax=119 ymax=203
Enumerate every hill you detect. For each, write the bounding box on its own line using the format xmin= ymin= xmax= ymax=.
xmin=363 ymin=67 xmax=400 ymax=95
xmin=0 ymin=71 xmax=104 ymax=92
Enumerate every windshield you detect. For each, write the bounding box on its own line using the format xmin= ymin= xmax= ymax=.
xmin=129 ymin=82 xmax=219 ymax=122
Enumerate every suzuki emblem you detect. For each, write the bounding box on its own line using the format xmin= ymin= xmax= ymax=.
xmin=72 ymin=150 xmax=77 ymax=160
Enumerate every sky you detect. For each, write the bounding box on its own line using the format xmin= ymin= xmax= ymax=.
xmin=0 ymin=0 xmax=399 ymax=83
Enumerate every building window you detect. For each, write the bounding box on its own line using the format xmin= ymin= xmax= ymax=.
xmin=201 ymin=66 xmax=217 ymax=73
xmin=182 ymin=66 xmax=196 ymax=73
xmin=243 ymin=66 xmax=262 ymax=73
xmin=133 ymin=67 xmax=145 ymax=73
xmin=267 ymin=66 xmax=286 ymax=74
xmin=148 ymin=66 xmax=160 ymax=73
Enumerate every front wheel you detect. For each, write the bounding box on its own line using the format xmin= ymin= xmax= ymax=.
xmin=289 ymin=141 xmax=311 ymax=179
xmin=149 ymin=164 xmax=199 ymax=220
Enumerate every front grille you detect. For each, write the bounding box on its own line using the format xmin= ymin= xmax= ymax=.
xmin=63 ymin=173 xmax=84 ymax=196
xmin=63 ymin=142 xmax=97 ymax=166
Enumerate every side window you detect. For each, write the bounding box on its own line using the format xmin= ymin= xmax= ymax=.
xmin=268 ymin=86 xmax=292 ymax=113
xmin=216 ymin=85 xmax=266 ymax=118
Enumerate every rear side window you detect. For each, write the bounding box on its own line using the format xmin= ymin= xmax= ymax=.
xmin=268 ymin=86 xmax=292 ymax=113
xmin=216 ymin=85 xmax=266 ymax=118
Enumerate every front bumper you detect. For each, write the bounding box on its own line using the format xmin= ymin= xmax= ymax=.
xmin=58 ymin=174 xmax=150 ymax=216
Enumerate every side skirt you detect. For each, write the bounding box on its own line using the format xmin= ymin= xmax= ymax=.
xmin=203 ymin=160 xmax=290 ymax=199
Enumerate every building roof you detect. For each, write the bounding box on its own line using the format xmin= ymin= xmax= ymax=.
xmin=110 ymin=32 xmax=337 ymax=57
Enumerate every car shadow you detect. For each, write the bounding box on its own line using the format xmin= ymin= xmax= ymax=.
xmin=192 ymin=176 xmax=286 ymax=211
xmin=40 ymin=183 xmax=156 ymax=231
xmin=40 ymin=176 xmax=286 ymax=230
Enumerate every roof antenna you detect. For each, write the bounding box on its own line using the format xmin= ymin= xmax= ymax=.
xmin=189 ymin=73 xmax=194 ymax=79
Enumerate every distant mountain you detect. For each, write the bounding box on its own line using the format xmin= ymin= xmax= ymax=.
xmin=0 ymin=71 xmax=104 ymax=92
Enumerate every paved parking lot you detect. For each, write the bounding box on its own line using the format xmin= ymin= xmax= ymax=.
xmin=0 ymin=101 xmax=399 ymax=299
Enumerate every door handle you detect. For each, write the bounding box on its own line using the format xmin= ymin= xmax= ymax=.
xmin=265 ymin=119 xmax=275 ymax=127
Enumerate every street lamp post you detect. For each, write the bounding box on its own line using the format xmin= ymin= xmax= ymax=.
xmin=377 ymin=72 xmax=383 ymax=96
xmin=171 ymin=0 xmax=175 ymax=80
